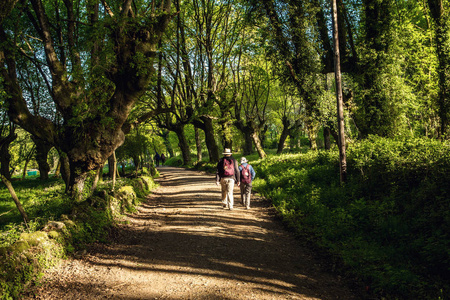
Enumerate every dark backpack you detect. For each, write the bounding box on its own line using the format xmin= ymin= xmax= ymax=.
xmin=240 ymin=164 xmax=252 ymax=184
xmin=222 ymin=158 xmax=235 ymax=177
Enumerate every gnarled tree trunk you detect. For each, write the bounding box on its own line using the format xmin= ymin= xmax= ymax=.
xmin=32 ymin=136 xmax=52 ymax=180
xmin=108 ymin=151 xmax=117 ymax=191
xmin=277 ymin=117 xmax=290 ymax=154
xmin=1 ymin=0 xmax=173 ymax=200
xmin=252 ymin=131 xmax=267 ymax=159
xmin=194 ymin=126 xmax=202 ymax=162
xmin=173 ymin=125 xmax=191 ymax=165
xmin=198 ymin=116 xmax=219 ymax=163
xmin=0 ymin=127 xmax=16 ymax=180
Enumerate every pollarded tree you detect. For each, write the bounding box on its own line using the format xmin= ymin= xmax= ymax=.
xmin=137 ymin=9 xmax=194 ymax=165
xmin=137 ymin=0 xmax=229 ymax=163
xmin=15 ymin=46 xmax=57 ymax=180
xmin=250 ymin=0 xmax=327 ymax=150
xmin=270 ymin=87 xmax=303 ymax=154
xmin=0 ymin=0 xmax=172 ymax=199
xmin=234 ymin=59 xmax=272 ymax=159
xmin=184 ymin=0 xmax=244 ymax=160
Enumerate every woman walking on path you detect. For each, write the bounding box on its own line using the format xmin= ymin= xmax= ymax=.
xmin=238 ymin=157 xmax=256 ymax=209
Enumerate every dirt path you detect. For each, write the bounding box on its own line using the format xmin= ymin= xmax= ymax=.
xmin=25 ymin=167 xmax=361 ymax=300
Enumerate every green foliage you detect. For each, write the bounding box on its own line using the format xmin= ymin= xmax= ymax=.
xmin=0 ymin=173 xmax=159 ymax=299
xmin=0 ymin=222 xmax=40 ymax=248
xmin=164 ymin=156 xmax=185 ymax=167
xmin=0 ymin=229 xmax=64 ymax=300
xmin=192 ymin=161 xmax=217 ymax=174
xmin=252 ymin=137 xmax=450 ymax=299
xmin=67 ymin=202 xmax=114 ymax=248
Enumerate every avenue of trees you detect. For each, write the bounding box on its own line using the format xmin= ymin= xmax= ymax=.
xmin=1 ymin=0 xmax=449 ymax=196
xmin=1 ymin=1 xmax=450 ymax=298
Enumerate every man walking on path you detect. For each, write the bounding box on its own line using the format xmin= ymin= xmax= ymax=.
xmin=216 ymin=148 xmax=240 ymax=210
xmin=239 ymin=157 xmax=256 ymax=209
xmin=154 ymin=152 xmax=161 ymax=167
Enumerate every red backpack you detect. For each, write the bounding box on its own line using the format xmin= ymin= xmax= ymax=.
xmin=222 ymin=158 xmax=235 ymax=176
xmin=240 ymin=164 xmax=252 ymax=184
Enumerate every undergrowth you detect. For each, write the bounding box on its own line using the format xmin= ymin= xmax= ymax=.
xmin=0 ymin=175 xmax=158 ymax=299
xmin=251 ymin=136 xmax=449 ymax=300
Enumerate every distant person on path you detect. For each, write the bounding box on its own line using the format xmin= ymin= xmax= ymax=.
xmin=238 ymin=157 xmax=256 ymax=209
xmin=154 ymin=152 xmax=161 ymax=167
xmin=216 ymin=148 xmax=240 ymax=210
xmin=160 ymin=153 xmax=166 ymax=165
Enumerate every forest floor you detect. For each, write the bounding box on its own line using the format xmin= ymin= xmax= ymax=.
xmin=24 ymin=166 xmax=365 ymax=300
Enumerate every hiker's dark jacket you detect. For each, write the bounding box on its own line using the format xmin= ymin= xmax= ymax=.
xmin=215 ymin=156 xmax=240 ymax=183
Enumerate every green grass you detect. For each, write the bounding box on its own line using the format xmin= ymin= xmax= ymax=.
xmin=0 ymin=178 xmax=70 ymax=229
xmin=1 ymin=172 xmax=159 ymax=299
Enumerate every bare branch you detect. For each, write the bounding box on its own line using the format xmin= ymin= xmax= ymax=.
xmin=100 ymin=0 xmax=114 ymax=17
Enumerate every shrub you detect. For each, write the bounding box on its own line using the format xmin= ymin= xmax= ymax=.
xmin=165 ymin=156 xmax=184 ymax=166
xmin=252 ymin=137 xmax=450 ymax=299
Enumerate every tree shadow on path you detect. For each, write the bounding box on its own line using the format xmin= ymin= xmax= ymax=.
xmin=31 ymin=167 xmax=364 ymax=300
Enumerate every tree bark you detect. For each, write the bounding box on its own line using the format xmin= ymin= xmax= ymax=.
xmin=234 ymin=120 xmax=253 ymax=156
xmin=219 ymin=113 xmax=234 ymax=150
xmin=91 ymin=166 xmax=103 ymax=194
xmin=277 ymin=117 xmax=290 ymax=154
xmin=0 ymin=127 xmax=16 ymax=180
xmin=173 ymin=125 xmax=191 ymax=165
xmin=108 ymin=151 xmax=117 ymax=191
xmin=332 ymin=0 xmax=347 ymax=183
xmin=194 ymin=126 xmax=202 ymax=162
xmin=54 ymin=159 xmax=61 ymax=177
xmin=32 ymin=136 xmax=52 ymax=180
xmin=252 ymin=131 xmax=267 ymax=159
xmin=323 ymin=126 xmax=332 ymax=150
xmin=306 ymin=121 xmax=318 ymax=150
xmin=21 ymin=145 xmax=36 ymax=180
xmin=242 ymin=129 xmax=253 ymax=156
xmin=260 ymin=124 xmax=268 ymax=148
xmin=199 ymin=116 xmax=219 ymax=163
xmin=58 ymin=151 xmax=70 ymax=193
xmin=108 ymin=154 xmax=115 ymax=178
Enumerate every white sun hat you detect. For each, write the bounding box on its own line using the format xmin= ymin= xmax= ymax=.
xmin=222 ymin=148 xmax=232 ymax=155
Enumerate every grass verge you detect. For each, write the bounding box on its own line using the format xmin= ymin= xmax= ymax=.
xmin=0 ymin=173 xmax=158 ymax=299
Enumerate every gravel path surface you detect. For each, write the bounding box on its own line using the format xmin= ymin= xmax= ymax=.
xmin=24 ymin=166 xmax=362 ymax=300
